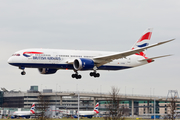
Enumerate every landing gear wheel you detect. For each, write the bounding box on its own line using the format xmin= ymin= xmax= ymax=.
xmin=95 ymin=73 xmax=100 ymax=77
xmin=90 ymin=72 xmax=95 ymax=76
xmin=21 ymin=71 xmax=26 ymax=75
xmin=77 ymin=75 xmax=82 ymax=79
xmin=94 ymin=74 xmax=97 ymax=78
xmin=75 ymin=75 xmax=82 ymax=79
xmin=72 ymin=72 xmax=82 ymax=79
xmin=72 ymin=74 xmax=76 ymax=78
xmin=89 ymin=72 xmax=100 ymax=78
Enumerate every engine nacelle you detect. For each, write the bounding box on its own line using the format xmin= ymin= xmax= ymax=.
xmin=38 ymin=68 xmax=57 ymax=74
xmin=73 ymin=58 xmax=94 ymax=70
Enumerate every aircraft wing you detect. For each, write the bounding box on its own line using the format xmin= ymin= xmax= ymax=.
xmin=93 ymin=39 xmax=174 ymax=66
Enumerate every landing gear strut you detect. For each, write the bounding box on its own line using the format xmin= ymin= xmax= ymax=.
xmin=90 ymin=66 xmax=100 ymax=78
xmin=19 ymin=66 xmax=26 ymax=75
xmin=72 ymin=70 xmax=82 ymax=79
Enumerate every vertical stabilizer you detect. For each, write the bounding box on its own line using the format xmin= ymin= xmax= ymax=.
xmin=131 ymin=28 xmax=153 ymax=57
xmin=30 ymin=103 xmax=35 ymax=114
xmin=94 ymin=103 xmax=99 ymax=114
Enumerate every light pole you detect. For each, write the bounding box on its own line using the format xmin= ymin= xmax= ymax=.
xmin=153 ymin=88 xmax=155 ymax=96
xmin=132 ymin=88 xmax=134 ymax=96
xmin=154 ymin=98 xmax=156 ymax=120
xmin=41 ymin=84 xmax=43 ymax=92
xmin=76 ymin=84 xmax=78 ymax=92
xmin=125 ymin=86 xmax=126 ymax=97
xmin=56 ymin=83 xmax=58 ymax=92
xmin=78 ymin=93 xmax=79 ymax=120
xmin=70 ymin=92 xmax=79 ymax=120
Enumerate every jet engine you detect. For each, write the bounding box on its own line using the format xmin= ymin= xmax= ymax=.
xmin=38 ymin=68 xmax=57 ymax=74
xmin=73 ymin=58 xmax=94 ymax=70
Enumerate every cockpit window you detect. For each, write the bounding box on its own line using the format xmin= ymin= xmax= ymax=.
xmin=12 ymin=54 xmax=20 ymax=56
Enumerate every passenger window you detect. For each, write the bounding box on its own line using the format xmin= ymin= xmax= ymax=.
xmin=12 ymin=54 xmax=20 ymax=56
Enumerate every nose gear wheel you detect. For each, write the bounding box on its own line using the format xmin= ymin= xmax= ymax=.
xmin=21 ymin=71 xmax=26 ymax=75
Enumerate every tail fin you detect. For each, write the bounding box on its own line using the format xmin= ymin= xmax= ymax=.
xmin=93 ymin=103 xmax=99 ymax=114
xmin=30 ymin=103 xmax=35 ymax=114
xmin=131 ymin=28 xmax=153 ymax=57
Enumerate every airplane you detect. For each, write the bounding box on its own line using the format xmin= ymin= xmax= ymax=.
xmin=12 ymin=103 xmax=35 ymax=119
xmin=74 ymin=102 xmax=99 ymax=118
xmin=7 ymin=28 xmax=174 ymax=79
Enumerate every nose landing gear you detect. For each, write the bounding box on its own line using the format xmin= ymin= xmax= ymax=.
xmin=21 ymin=71 xmax=26 ymax=75
xmin=19 ymin=66 xmax=26 ymax=75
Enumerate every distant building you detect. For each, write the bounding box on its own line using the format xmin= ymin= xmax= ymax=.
xmin=0 ymin=91 xmax=3 ymax=106
xmin=43 ymin=89 xmax=52 ymax=93
xmin=27 ymin=86 xmax=38 ymax=93
xmin=0 ymin=86 xmax=180 ymax=116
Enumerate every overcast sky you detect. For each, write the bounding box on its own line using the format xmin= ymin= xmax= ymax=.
xmin=0 ymin=0 xmax=180 ymax=97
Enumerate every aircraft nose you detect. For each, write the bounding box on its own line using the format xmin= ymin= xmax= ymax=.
xmin=7 ymin=57 xmax=13 ymax=64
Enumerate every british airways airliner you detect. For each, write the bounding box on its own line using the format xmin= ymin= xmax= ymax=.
xmin=12 ymin=103 xmax=35 ymax=118
xmin=74 ymin=102 xmax=99 ymax=118
xmin=8 ymin=28 xmax=174 ymax=79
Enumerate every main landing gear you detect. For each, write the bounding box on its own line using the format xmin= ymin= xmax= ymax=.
xmin=90 ymin=72 xmax=100 ymax=78
xmin=72 ymin=70 xmax=82 ymax=79
xmin=90 ymin=66 xmax=100 ymax=78
xmin=19 ymin=66 xmax=26 ymax=75
xmin=72 ymin=66 xmax=100 ymax=79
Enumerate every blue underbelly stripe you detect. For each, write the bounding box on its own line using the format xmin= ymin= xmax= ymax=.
xmin=9 ymin=63 xmax=132 ymax=70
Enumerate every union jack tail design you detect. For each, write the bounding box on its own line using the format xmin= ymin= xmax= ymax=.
xmin=131 ymin=28 xmax=153 ymax=57
xmin=30 ymin=103 xmax=35 ymax=114
xmin=94 ymin=103 xmax=99 ymax=114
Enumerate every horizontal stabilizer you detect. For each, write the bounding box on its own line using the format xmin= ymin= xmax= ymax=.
xmin=139 ymin=54 xmax=172 ymax=62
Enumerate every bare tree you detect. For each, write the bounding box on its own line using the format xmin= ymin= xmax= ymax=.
xmin=167 ymin=97 xmax=178 ymax=120
xmin=104 ymin=87 xmax=128 ymax=120
xmin=35 ymin=93 xmax=52 ymax=120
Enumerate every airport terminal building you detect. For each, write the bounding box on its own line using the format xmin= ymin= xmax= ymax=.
xmin=0 ymin=86 xmax=180 ymax=117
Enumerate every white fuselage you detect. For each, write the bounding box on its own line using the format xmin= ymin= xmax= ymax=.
xmin=78 ymin=111 xmax=96 ymax=116
xmin=8 ymin=48 xmax=148 ymax=71
xmin=13 ymin=111 xmax=32 ymax=117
